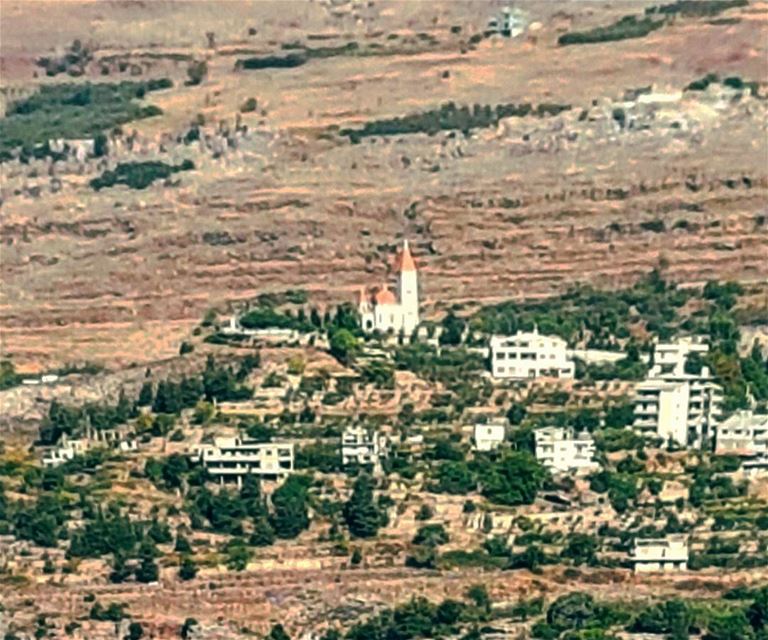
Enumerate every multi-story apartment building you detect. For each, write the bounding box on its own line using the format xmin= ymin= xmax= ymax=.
xmin=472 ymin=418 xmax=509 ymax=452
xmin=490 ymin=329 xmax=575 ymax=380
xmin=633 ymin=339 xmax=722 ymax=448
xmin=716 ymin=410 xmax=768 ymax=456
xmin=192 ymin=437 xmax=294 ymax=485
xmin=534 ymin=426 xmax=598 ymax=474
xmin=630 ymin=535 xmax=689 ymax=573
xmin=341 ymin=425 xmax=389 ymax=471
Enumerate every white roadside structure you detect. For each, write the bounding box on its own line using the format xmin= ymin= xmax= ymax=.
xmin=472 ymin=418 xmax=509 ymax=452
xmin=490 ymin=328 xmax=575 ymax=380
xmin=358 ymin=239 xmax=420 ymax=336
xmin=633 ymin=338 xmax=722 ymax=448
xmin=716 ymin=410 xmax=768 ymax=456
xmin=341 ymin=425 xmax=389 ymax=471
xmin=191 ymin=437 xmax=294 ymax=485
xmin=534 ymin=426 xmax=598 ymax=474
xmin=631 ymin=535 xmax=689 ymax=573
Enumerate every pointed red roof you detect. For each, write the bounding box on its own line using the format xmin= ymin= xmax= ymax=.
xmin=394 ymin=239 xmax=417 ymax=272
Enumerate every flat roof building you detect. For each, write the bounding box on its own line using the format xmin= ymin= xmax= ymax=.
xmin=630 ymin=535 xmax=688 ymax=573
xmin=192 ymin=437 xmax=294 ymax=485
xmin=490 ymin=329 xmax=574 ymax=380
xmin=534 ymin=426 xmax=598 ymax=474
xmin=716 ymin=410 xmax=768 ymax=456
xmin=473 ymin=418 xmax=509 ymax=452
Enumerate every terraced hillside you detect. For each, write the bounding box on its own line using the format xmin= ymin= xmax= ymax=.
xmin=1 ymin=0 xmax=766 ymax=369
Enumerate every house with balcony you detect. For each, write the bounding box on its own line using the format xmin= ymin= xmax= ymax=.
xmin=630 ymin=535 xmax=689 ymax=573
xmin=490 ymin=328 xmax=575 ymax=380
xmin=534 ymin=426 xmax=598 ymax=474
xmin=716 ymin=410 xmax=768 ymax=456
xmin=191 ymin=437 xmax=294 ymax=485
xmin=633 ymin=339 xmax=722 ymax=448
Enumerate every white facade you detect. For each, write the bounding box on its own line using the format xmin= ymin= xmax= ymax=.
xmin=631 ymin=535 xmax=689 ymax=573
xmin=633 ymin=339 xmax=722 ymax=448
xmin=341 ymin=425 xmax=389 ymax=470
xmin=534 ymin=426 xmax=598 ymax=474
xmin=359 ymin=240 xmax=420 ymax=336
xmin=490 ymin=329 xmax=575 ymax=380
xmin=192 ymin=437 xmax=294 ymax=485
xmin=42 ymin=436 xmax=89 ymax=467
xmin=716 ymin=411 xmax=768 ymax=456
xmin=473 ymin=419 xmax=508 ymax=452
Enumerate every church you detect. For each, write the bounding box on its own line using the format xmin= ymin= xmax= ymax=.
xmin=358 ymin=239 xmax=420 ymax=335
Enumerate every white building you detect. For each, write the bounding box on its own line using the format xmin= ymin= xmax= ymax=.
xmin=341 ymin=425 xmax=389 ymax=471
xmin=473 ymin=418 xmax=509 ymax=452
xmin=631 ymin=535 xmax=689 ymax=573
xmin=192 ymin=437 xmax=294 ymax=485
xmin=716 ymin=411 xmax=768 ymax=456
xmin=490 ymin=328 xmax=575 ymax=380
xmin=42 ymin=436 xmax=89 ymax=467
xmin=633 ymin=339 xmax=722 ymax=448
xmin=358 ymin=240 xmax=419 ymax=336
xmin=534 ymin=426 xmax=598 ymax=474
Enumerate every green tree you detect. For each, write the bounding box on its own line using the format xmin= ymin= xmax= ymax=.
xmin=266 ymin=624 xmax=291 ymax=640
xmin=439 ymin=311 xmax=465 ymax=345
xmin=329 ymin=329 xmax=358 ymax=365
xmin=344 ymin=474 xmax=386 ymax=538
xmin=249 ymin=516 xmax=276 ymax=547
xmin=178 ymin=555 xmax=197 ymax=581
xmin=412 ymin=523 xmax=449 ymax=547
xmin=270 ymin=476 xmax=311 ymax=539
xmin=137 ymin=381 xmax=154 ymax=407
xmin=126 ymin=622 xmax=143 ymax=640
xmin=481 ymin=452 xmax=547 ymax=506
xmin=546 ymin=592 xmax=595 ymax=632
xmin=434 ymin=461 xmax=476 ymax=494
xmin=631 ymin=599 xmax=692 ymax=639
xmin=466 ymin=584 xmax=491 ymax=615
xmin=560 ymin=533 xmax=599 ymax=566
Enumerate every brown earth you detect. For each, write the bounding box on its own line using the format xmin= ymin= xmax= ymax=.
xmin=1 ymin=0 xmax=767 ymax=370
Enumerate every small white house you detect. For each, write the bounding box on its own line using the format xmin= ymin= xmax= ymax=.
xmin=631 ymin=535 xmax=689 ymax=573
xmin=534 ymin=427 xmax=598 ymax=474
xmin=490 ymin=329 xmax=575 ymax=380
xmin=341 ymin=425 xmax=389 ymax=470
xmin=473 ymin=419 xmax=509 ymax=452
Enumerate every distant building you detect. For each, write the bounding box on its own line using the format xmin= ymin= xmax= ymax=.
xmin=192 ymin=437 xmax=294 ymax=485
xmin=633 ymin=339 xmax=722 ymax=448
xmin=716 ymin=410 xmax=768 ymax=456
xmin=42 ymin=436 xmax=89 ymax=467
xmin=473 ymin=418 xmax=509 ymax=452
xmin=534 ymin=426 xmax=598 ymax=474
xmin=358 ymin=240 xmax=420 ymax=336
xmin=742 ymin=455 xmax=768 ymax=478
xmin=631 ymin=535 xmax=688 ymax=573
xmin=490 ymin=329 xmax=575 ymax=380
xmin=341 ymin=425 xmax=389 ymax=471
